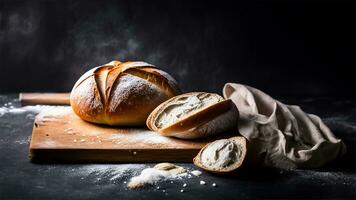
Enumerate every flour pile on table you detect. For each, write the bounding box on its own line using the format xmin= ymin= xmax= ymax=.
xmin=66 ymin=163 xmax=205 ymax=190
xmin=127 ymin=163 xmax=189 ymax=188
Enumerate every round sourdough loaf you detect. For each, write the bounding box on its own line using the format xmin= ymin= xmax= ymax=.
xmin=70 ymin=60 xmax=180 ymax=126
xmin=146 ymin=92 xmax=239 ymax=139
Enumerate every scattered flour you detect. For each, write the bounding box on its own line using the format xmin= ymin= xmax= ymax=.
xmin=190 ymin=170 xmax=202 ymax=176
xmin=72 ymin=164 xmax=147 ymax=181
xmin=0 ymin=103 xmax=213 ymax=190
xmin=109 ymin=130 xmax=172 ymax=144
xmin=35 ymin=106 xmax=71 ymax=120
xmin=65 ymin=163 xmax=205 ymax=189
xmin=127 ymin=163 xmax=188 ymax=188
xmin=128 ymin=168 xmax=178 ymax=188
xmin=0 ymin=104 xmax=69 ymax=117
xmin=14 ymin=135 xmax=31 ymax=145
xmin=293 ymin=170 xmax=356 ymax=186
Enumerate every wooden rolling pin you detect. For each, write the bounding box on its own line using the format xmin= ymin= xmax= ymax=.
xmin=19 ymin=93 xmax=70 ymax=106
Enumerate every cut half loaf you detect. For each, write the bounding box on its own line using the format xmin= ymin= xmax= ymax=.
xmin=193 ymin=136 xmax=247 ymax=173
xmin=146 ymin=92 xmax=239 ymax=139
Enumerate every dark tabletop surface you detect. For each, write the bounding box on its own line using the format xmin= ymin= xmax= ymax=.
xmin=0 ymin=94 xmax=355 ymax=200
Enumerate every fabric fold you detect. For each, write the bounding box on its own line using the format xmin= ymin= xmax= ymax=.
xmin=223 ymin=83 xmax=346 ymax=169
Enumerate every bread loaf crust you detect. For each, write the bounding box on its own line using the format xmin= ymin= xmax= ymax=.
xmin=146 ymin=92 xmax=239 ymax=139
xmin=70 ymin=60 xmax=180 ymax=126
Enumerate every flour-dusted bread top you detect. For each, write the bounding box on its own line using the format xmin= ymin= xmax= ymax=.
xmin=146 ymin=92 xmax=239 ymax=139
xmin=193 ymin=136 xmax=247 ymax=173
xmin=70 ymin=60 xmax=180 ymax=126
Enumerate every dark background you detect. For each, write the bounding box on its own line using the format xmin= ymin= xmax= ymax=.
xmin=1 ymin=2 xmax=356 ymax=199
xmin=0 ymin=0 xmax=355 ymax=98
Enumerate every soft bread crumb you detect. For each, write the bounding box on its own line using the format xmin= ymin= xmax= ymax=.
xmin=155 ymin=93 xmax=222 ymax=128
xmin=200 ymin=139 xmax=240 ymax=170
xmin=148 ymin=92 xmax=239 ymax=140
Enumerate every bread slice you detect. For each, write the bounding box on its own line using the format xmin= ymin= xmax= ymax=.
xmin=146 ymin=92 xmax=239 ymax=139
xmin=193 ymin=136 xmax=247 ymax=173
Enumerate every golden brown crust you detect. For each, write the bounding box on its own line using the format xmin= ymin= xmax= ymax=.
xmin=193 ymin=136 xmax=247 ymax=173
xmin=70 ymin=60 xmax=180 ymax=126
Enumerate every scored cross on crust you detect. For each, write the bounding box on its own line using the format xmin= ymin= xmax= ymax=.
xmin=70 ymin=60 xmax=180 ymax=126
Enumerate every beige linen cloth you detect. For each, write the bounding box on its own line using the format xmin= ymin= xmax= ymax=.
xmin=223 ymin=83 xmax=346 ymax=169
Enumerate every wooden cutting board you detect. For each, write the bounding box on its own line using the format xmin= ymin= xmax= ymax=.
xmin=29 ymin=107 xmax=234 ymax=163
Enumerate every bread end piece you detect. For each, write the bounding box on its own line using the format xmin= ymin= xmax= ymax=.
xmin=193 ymin=136 xmax=247 ymax=173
